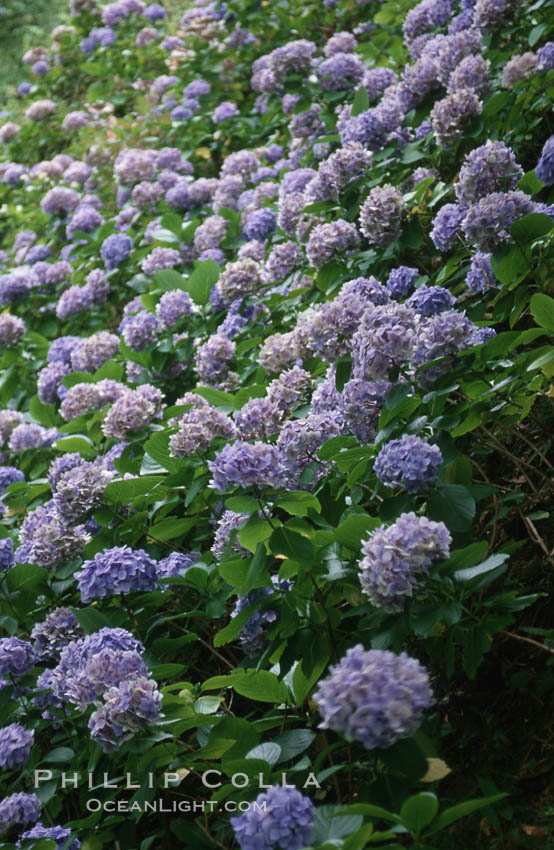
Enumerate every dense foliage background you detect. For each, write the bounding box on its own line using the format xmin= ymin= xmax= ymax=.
xmin=0 ymin=0 xmax=552 ymax=848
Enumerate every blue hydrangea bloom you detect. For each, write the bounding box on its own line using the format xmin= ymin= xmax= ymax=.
xmin=75 ymin=546 xmax=158 ymax=602
xmin=314 ymin=645 xmax=434 ymax=749
xmin=231 ymin=785 xmax=315 ymax=850
xmin=374 ymin=434 xmax=442 ymax=492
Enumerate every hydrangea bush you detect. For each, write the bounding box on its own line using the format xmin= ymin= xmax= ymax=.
xmin=0 ymin=0 xmax=552 ymax=847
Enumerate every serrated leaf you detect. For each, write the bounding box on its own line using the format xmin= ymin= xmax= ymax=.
xmin=245 ymin=742 xmax=281 ymax=765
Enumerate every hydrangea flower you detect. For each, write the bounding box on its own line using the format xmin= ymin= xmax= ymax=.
xmin=18 ymin=823 xmax=80 ymax=850
xmin=386 ymin=266 xmax=418 ymax=297
xmin=536 ymin=135 xmax=554 ymax=186
xmin=0 ymin=638 xmax=37 ymax=676
xmin=31 ymin=608 xmax=84 ymax=661
xmin=88 ymin=676 xmax=163 ymax=751
xmin=465 ymin=252 xmax=497 ymax=291
xmin=75 ymin=546 xmax=158 ymax=602
xmin=208 ymin=441 xmax=287 ymax=491
xmin=231 ymin=785 xmax=315 ymax=850
xmin=406 ymin=285 xmax=456 ymax=316
xmin=359 ymin=512 xmax=451 ymax=610
xmin=455 ymin=141 xmax=523 ymax=204
xmin=0 ymin=724 xmax=34 ymax=770
xmin=374 ymin=435 xmax=442 ymax=492
xmin=314 ymin=645 xmax=434 ymax=749
xmin=0 ymin=793 xmax=41 ymax=833
xmin=359 ymin=185 xmax=404 ymax=244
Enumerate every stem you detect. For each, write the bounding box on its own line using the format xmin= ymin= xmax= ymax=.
xmin=503 ymin=631 xmax=554 ymax=656
xmin=307 ymin=571 xmax=339 ymax=663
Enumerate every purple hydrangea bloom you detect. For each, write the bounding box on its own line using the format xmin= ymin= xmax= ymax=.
xmin=31 ymin=608 xmax=83 ymax=661
xmin=341 ymin=379 xmax=390 ymax=444
xmin=169 ymin=405 xmax=235 ymax=457
xmin=430 ymin=88 xmax=482 ymax=147
xmin=374 ymin=434 xmax=442 ymax=492
xmin=70 ymin=331 xmax=119 ymax=372
xmin=461 ymin=190 xmax=534 ymax=251
xmin=277 ymin=412 xmax=343 ymax=487
xmin=101 ymin=233 xmax=133 ymax=270
xmin=231 ymin=785 xmax=315 ymax=850
xmin=155 ymin=289 xmax=192 ymax=328
xmin=88 ymin=676 xmax=162 ymax=751
xmin=194 ymin=334 xmax=236 ymax=387
xmin=430 ymin=203 xmax=466 ymax=250
xmin=0 ymin=314 xmax=25 ymax=346
xmin=314 ymin=645 xmax=434 ymax=749
xmin=359 ymin=185 xmax=404 ymax=244
xmin=466 ymin=252 xmax=497 ymax=292
xmin=316 ymin=52 xmax=366 ymax=91
xmin=455 ymin=141 xmax=523 ymax=204
xmin=121 ymin=310 xmax=161 ymax=351
xmin=18 ymin=823 xmax=80 ymax=850
xmin=41 ymin=187 xmax=80 ymax=216
xmin=0 ymin=724 xmax=34 ymax=770
xmin=359 ymin=512 xmax=451 ymax=610
xmin=48 ymin=336 xmax=80 ymax=364
xmin=213 ymin=101 xmax=239 ymax=123
xmin=306 ymin=220 xmax=360 ymax=268
xmin=0 ymin=466 xmax=24 ymax=492
xmin=8 ymin=424 xmax=59 ymax=451
xmin=208 ymin=441 xmax=287 ymax=491
xmin=536 ymin=136 xmax=554 ymax=186
xmin=0 ymin=793 xmax=41 ymax=833
xmin=141 ymin=247 xmax=180 ymax=275
xmin=102 ymin=389 xmax=158 ymax=439
xmin=37 ymin=362 xmax=70 ymax=404
xmin=75 ymin=546 xmax=158 ymax=602
xmin=157 ymin=552 xmax=200 ymax=579
xmin=234 ymin=397 xmax=282 ymax=440
xmin=216 ymin=259 xmax=261 ymax=307
xmin=48 ymin=454 xmax=83 ymax=491
xmin=66 ymin=205 xmax=103 ymax=239
xmin=351 ymin=303 xmax=418 ymax=380
xmin=243 ymin=208 xmax=276 ymax=241
xmin=0 ymin=539 xmax=14 ymax=571
xmin=386 ymin=266 xmax=418 ymax=297
xmin=211 ymin=510 xmax=250 ymax=559
xmin=537 ymin=42 xmax=554 ymax=71
xmin=0 ymin=638 xmax=37 ymax=676
xmin=26 ymin=244 xmax=51 ymax=264
xmin=144 ymin=2 xmax=165 ymax=18
xmin=448 ymin=54 xmax=490 ymax=94
xmin=407 ymin=284 xmax=456 ymax=315
xmin=53 ymin=462 xmax=113 ymax=521
xmin=15 ymin=503 xmax=90 ymax=569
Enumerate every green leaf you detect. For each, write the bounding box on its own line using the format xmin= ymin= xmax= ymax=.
xmin=269 ymin=526 xmax=315 ymax=565
xmin=193 ymin=386 xmax=237 ymax=408
xmin=29 ymin=395 xmax=58 ymax=427
xmin=491 ymin=244 xmax=529 ymax=287
xmin=225 ymin=495 xmax=259 ymax=513
xmin=401 ymin=143 xmax=426 ymax=164
xmin=42 ymin=747 xmax=75 ymax=763
xmin=428 ymin=484 xmax=475 ymax=533
xmin=153 ymin=269 xmax=189 ymax=292
xmin=237 ymin=517 xmax=275 ymax=553
xmin=71 ymin=606 xmax=112 ymax=634
xmin=379 ymin=737 xmax=429 ymax=782
xmin=54 ymin=436 xmax=95 ymax=455
xmin=148 ymin=517 xmax=195 ymax=541
xmin=511 ymin=212 xmax=553 ymax=244
xmin=334 ymin=513 xmax=380 ymax=549
xmin=273 ymin=729 xmax=316 ymax=762
xmin=144 ymin=431 xmax=181 ymax=473
xmin=518 ymin=170 xmax=544 ymax=195
xmin=313 ymin=807 xmax=364 ymax=843
xmin=400 ymin=793 xmax=438 ymax=835
xmin=7 ymin=563 xmax=48 ymax=592
xmin=104 ymin=476 xmax=166 ymax=504
xmin=241 ymin=544 xmax=270 ymax=595
xmin=232 ymin=670 xmax=289 ymax=704
xmin=245 ymin=742 xmax=281 ymax=765
xmin=385 ymin=383 xmax=411 ymax=410
xmin=213 ymin=601 xmax=259 ymax=647
xmin=530 ymin=293 xmax=554 ymax=333
xmin=454 ymin=553 xmax=509 ymax=581
xmin=339 ymin=803 xmax=401 ymax=824
xmin=335 ymin=355 xmax=352 ymax=392
xmin=186 ymin=260 xmax=220 ymax=305
xmin=427 ymin=794 xmax=507 ymax=835
xmin=351 ymin=85 xmax=369 ymax=117
xmin=481 ymin=91 xmax=509 ymax=118
xmin=276 ymin=491 xmax=321 ymax=516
